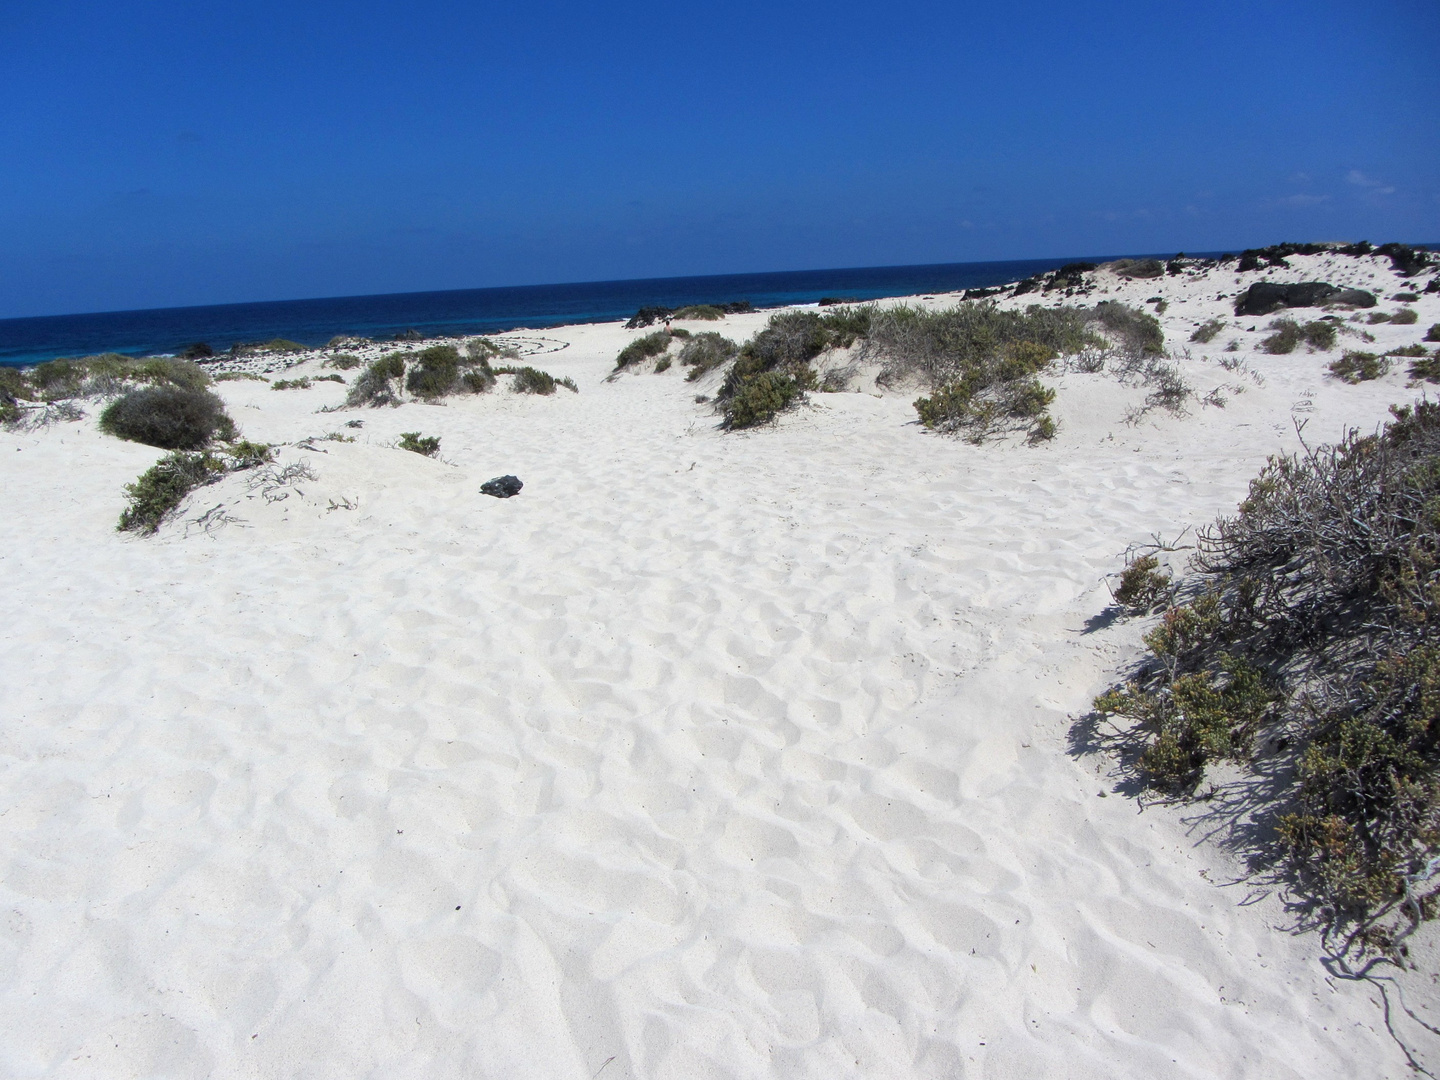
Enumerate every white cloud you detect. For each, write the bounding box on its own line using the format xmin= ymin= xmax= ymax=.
xmin=1346 ymin=170 xmax=1396 ymax=195
xmin=1278 ymin=193 xmax=1329 ymax=207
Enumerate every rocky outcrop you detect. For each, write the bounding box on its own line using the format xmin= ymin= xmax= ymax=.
xmin=1234 ymin=281 xmax=1376 ymax=316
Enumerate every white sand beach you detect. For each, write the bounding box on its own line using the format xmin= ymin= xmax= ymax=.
xmin=4 ymin=252 xmax=1440 ymax=1078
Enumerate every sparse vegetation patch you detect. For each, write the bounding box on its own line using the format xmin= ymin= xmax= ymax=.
xmin=1328 ymin=351 xmax=1388 ymax=383
xmin=1088 ymin=402 xmax=1440 ymax=920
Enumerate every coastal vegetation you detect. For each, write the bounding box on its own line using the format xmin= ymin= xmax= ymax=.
xmin=1190 ymin=319 xmax=1226 ymax=344
xmin=493 ymin=365 xmax=578 ymax=394
xmin=680 ymin=333 xmax=739 ymax=380
xmin=1328 ymin=351 xmax=1388 ymax=383
xmin=397 ymin=432 xmax=440 ymax=456
xmin=615 ymin=331 xmax=673 ymax=371
xmin=344 ymin=345 xmax=572 ymax=405
xmin=701 ymin=298 xmax=1177 ymax=437
xmin=117 ymin=440 xmax=274 ymax=535
xmin=1262 ymin=318 xmax=1338 ymax=355
xmin=99 ymin=386 xmax=236 ymax=450
xmin=1089 ymin=401 xmax=1440 ymax=922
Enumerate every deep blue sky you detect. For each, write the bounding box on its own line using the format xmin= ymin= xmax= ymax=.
xmin=1 ymin=0 xmax=1436 ymax=318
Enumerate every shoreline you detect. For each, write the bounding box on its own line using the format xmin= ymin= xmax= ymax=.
xmin=12 ymin=244 xmax=1434 ymax=368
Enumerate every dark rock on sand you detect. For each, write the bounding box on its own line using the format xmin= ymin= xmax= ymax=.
xmin=481 ymin=475 xmax=523 ymax=498
xmin=1234 ymin=281 xmax=1376 ymax=316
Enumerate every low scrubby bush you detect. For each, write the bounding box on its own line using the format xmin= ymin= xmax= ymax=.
xmin=1425 ymin=324 xmax=1440 ymax=343
xmin=679 ymin=333 xmax=739 ymax=380
xmin=495 ymin=365 xmax=576 ymax=394
xmin=117 ymin=451 xmax=228 ymax=534
xmin=1368 ymin=311 xmax=1393 ymax=325
xmin=723 ymin=371 xmax=799 ymax=428
xmin=26 ymin=354 xmax=209 ymax=400
xmin=398 ymin=432 xmax=440 ymax=456
xmin=99 ymin=386 xmax=236 ymax=449
xmin=1090 ymin=401 xmax=1440 ymax=917
xmin=1328 ymin=351 xmax=1388 ymax=383
xmin=673 ymin=305 xmax=724 ymax=320
xmin=272 ymin=378 xmax=311 ymax=390
xmin=347 ymin=353 xmax=407 ymax=407
xmin=325 ymin=353 xmax=363 ymax=370
xmin=1190 ymin=319 xmax=1226 ymax=344
xmin=714 ymin=310 xmax=836 ymax=425
xmin=214 ymin=371 xmax=267 ymax=383
xmin=1408 ymin=353 xmax=1440 ymax=382
xmin=1111 ymin=553 xmax=1172 ymax=612
xmin=615 ymin=331 xmax=673 ymax=371
xmin=1262 ymin=318 xmax=1337 ymax=354
xmin=237 ymin=338 xmax=306 ymax=354
xmin=1 ymin=366 xmax=35 ymax=423
xmin=404 ymin=344 xmax=463 ymax=399
xmin=1390 ymin=308 xmax=1419 ymax=326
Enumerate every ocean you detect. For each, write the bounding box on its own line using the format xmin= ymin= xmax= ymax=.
xmin=0 ymin=256 xmax=1142 ymax=367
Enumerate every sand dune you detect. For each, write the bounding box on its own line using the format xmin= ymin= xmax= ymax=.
xmin=2 ymin=252 xmax=1438 ymax=1077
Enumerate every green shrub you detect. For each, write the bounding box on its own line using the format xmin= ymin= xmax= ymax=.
xmin=26 ymin=354 xmax=208 ymax=400
xmin=1388 ymin=344 xmax=1429 ymax=358
xmin=1262 ymin=318 xmax=1336 ymax=354
xmin=214 ymin=371 xmax=268 ymax=383
xmin=723 ymin=371 xmax=799 ymax=428
xmin=1425 ymin=324 xmax=1440 ymax=343
xmin=496 ymin=365 xmax=573 ymax=394
xmin=1391 ymin=308 xmax=1419 ymax=325
xmin=1112 ymin=553 xmax=1172 ymax=612
xmin=1027 ymin=414 xmax=1057 ymax=443
xmin=1089 ymin=302 xmax=1165 ymax=356
xmin=117 ymin=451 xmax=228 ymax=534
xmin=1190 ymin=319 xmax=1226 ymax=344
xmin=679 ymin=332 xmax=739 ymax=380
xmin=1368 ymin=311 xmax=1393 ymax=324
xmin=1112 ymin=258 xmax=1165 ymax=279
xmin=1408 ymin=353 xmax=1440 ymax=382
xmin=1328 ymin=351 xmax=1388 ymax=383
xmin=615 ymin=331 xmax=672 ymax=370
xmin=325 ymin=353 xmax=363 ymax=370
xmin=673 ymin=305 xmax=724 ymax=320
xmin=0 ymin=367 xmax=35 ymax=422
xmin=404 ymin=344 xmax=463 ymax=399
xmin=347 ymin=353 xmax=407 ymax=407
xmin=461 ymin=368 xmax=496 ymax=394
xmin=655 ymin=356 xmax=672 ymax=373
xmin=252 ymin=338 xmax=306 ymax=353
xmin=466 ymin=338 xmax=519 ymax=362
xmin=1089 ymin=401 xmax=1440 ymax=915
xmin=315 ymin=373 xmax=344 ymax=383
xmin=397 ymin=432 xmax=440 ymax=456
xmin=818 ymin=304 xmax=875 ymax=347
xmin=225 ymin=440 xmax=274 ymax=468
xmin=271 ymin=378 xmax=311 ymax=390
xmin=99 ymin=386 xmax=236 ymax=449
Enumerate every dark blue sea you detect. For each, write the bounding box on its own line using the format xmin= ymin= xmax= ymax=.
xmin=0 ymin=256 xmax=1140 ymax=367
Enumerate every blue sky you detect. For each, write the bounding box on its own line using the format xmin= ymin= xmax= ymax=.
xmin=1 ymin=0 xmax=1435 ymax=318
